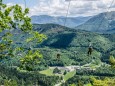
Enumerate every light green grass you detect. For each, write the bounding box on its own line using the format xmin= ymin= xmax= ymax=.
xmin=64 ymin=70 xmax=76 ymax=81
xmin=39 ymin=68 xmax=63 ymax=76
xmin=84 ymin=83 xmax=92 ymax=86
xmin=39 ymin=69 xmax=54 ymax=76
xmin=40 ymin=69 xmax=76 ymax=81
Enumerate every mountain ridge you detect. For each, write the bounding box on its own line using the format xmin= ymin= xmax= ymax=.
xmin=31 ymin=15 xmax=91 ymax=28
xmin=32 ymin=23 xmax=115 ymax=64
xmin=75 ymin=11 xmax=115 ymax=33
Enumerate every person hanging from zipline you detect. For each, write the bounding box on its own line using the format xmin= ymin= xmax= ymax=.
xmin=56 ymin=49 xmax=61 ymax=60
xmin=87 ymin=42 xmax=93 ymax=56
xmin=57 ymin=53 xmax=61 ymax=59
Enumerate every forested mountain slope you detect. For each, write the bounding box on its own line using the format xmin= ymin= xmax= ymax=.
xmin=31 ymin=15 xmax=91 ymax=28
xmin=32 ymin=24 xmax=115 ymax=66
xmin=75 ymin=11 xmax=115 ymax=33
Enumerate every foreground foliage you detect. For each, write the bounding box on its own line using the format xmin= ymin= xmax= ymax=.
xmin=0 ymin=1 xmax=46 ymax=70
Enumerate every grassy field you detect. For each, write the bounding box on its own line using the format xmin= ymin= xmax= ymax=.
xmin=84 ymin=83 xmax=92 ymax=86
xmin=39 ymin=69 xmax=54 ymax=76
xmin=39 ymin=68 xmax=76 ymax=81
xmin=18 ymin=67 xmax=76 ymax=81
xmin=64 ymin=70 xmax=76 ymax=81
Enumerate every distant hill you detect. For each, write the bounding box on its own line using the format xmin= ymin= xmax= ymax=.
xmin=31 ymin=15 xmax=91 ymax=28
xmin=75 ymin=11 xmax=115 ymax=33
xmin=106 ymin=28 xmax=115 ymax=33
xmin=33 ymin=24 xmax=114 ymax=51
xmin=33 ymin=24 xmax=115 ymax=63
xmin=2 ymin=23 xmax=115 ymax=66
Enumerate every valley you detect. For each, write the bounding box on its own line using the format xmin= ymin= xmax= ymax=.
xmin=0 ymin=1 xmax=115 ymax=85
xmin=0 ymin=22 xmax=115 ymax=85
xmin=7 ymin=23 xmax=114 ymax=85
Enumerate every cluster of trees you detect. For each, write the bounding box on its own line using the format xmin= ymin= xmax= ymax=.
xmin=39 ymin=47 xmax=101 ymax=67
xmin=109 ymin=55 xmax=115 ymax=68
xmin=91 ymin=77 xmax=115 ymax=86
xmin=61 ymin=75 xmax=89 ymax=86
xmin=62 ymin=63 xmax=115 ymax=86
xmin=62 ymin=75 xmax=115 ymax=86
xmin=76 ymin=66 xmax=115 ymax=76
xmin=0 ymin=0 xmax=46 ymax=71
xmin=0 ymin=64 xmax=60 ymax=86
xmin=53 ymin=68 xmax=61 ymax=74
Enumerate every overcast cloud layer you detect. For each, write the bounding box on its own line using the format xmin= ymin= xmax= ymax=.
xmin=4 ymin=0 xmax=115 ymax=17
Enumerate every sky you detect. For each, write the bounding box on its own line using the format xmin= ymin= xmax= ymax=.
xmin=3 ymin=0 xmax=115 ymax=17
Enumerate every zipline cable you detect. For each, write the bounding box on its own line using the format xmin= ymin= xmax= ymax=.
xmin=24 ymin=0 xmax=26 ymax=9
xmin=97 ymin=0 xmax=115 ymax=31
xmin=56 ymin=0 xmax=71 ymax=59
xmin=87 ymin=0 xmax=115 ymax=56
xmin=48 ymin=0 xmax=51 ymax=16
xmin=16 ymin=0 xmax=26 ymax=28
xmin=63 ymin=1 xmax=71 ymax=27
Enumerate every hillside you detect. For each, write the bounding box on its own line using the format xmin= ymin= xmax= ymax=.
xmin=1 ymin=1 xmax=115 ymax=86
xmin=33 ymin=24 xmax=114 ymax=50
xmin=32 ymin=24 xmax=115 ymax=66
xmin=0 ymin=24 xmax=115 ymax=86
xmin=1 ymin=23 xmax=114 ymax=67
xmin=31 ymin=15 xmax=91 ymax=28
xmin=4 ymin=23 xmax=114 ymax=67
xmin=75 ymin=11 xmax=115 ymax=32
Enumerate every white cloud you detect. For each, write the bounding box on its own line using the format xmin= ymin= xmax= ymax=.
xmin=6 ymin=3 xmax=25 ymax=10
xmin=6 ymin=0 xmax=115 ymax=17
